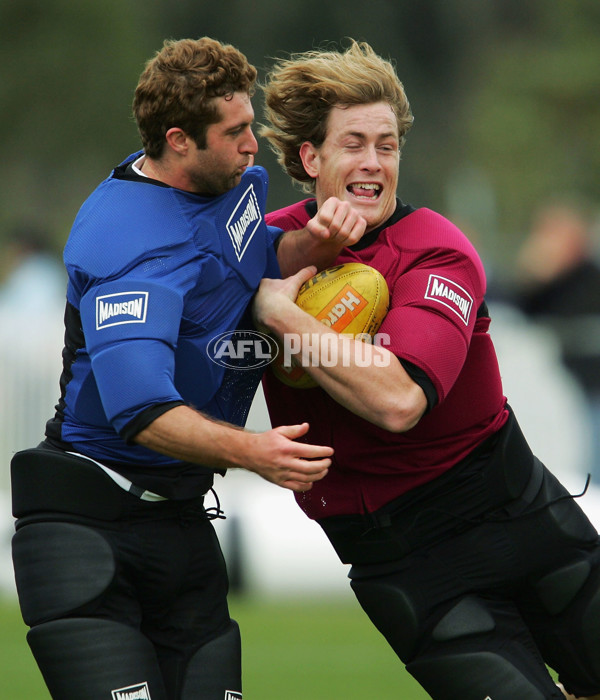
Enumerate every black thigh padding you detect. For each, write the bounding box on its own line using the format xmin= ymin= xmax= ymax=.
xmin=498 ymin=413 xmax=536 ymax=500
xmin=27 ymin=618 xmax=167 ymax=700
xmin=181 ymin=620 xmax=242 ymax=700
xmin=12 ymin=522 xmax=115 ymax=626
xmin=538 ymin=469 xmax=598 ymax=544
xmin=582 ymin=585 xmax=600 ymax=678
xmin=432 ymin=596 xmax=496 ymax=642
xmin=534 ymin=559 xmax=591 ymax=615
xmin=350 ymin=579 xmax=419 ymax=661
xmin=408 ymin=651 xmax=547 ymax=700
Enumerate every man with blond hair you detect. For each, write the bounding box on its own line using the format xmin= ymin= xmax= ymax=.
xmin=254 ymin=40 xmax=600 ymax=700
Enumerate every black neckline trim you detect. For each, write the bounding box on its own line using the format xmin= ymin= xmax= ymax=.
xmin=304 ymin=198 xmax=415 ymax=250
xmin=113 ymin=160 xmax=172 ymax=188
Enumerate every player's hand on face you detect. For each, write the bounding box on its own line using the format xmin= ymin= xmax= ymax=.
xmin=306 ymin=197 xmax=367 ymax=246
xmin=247 ymin=423 xmax=332 ymax=492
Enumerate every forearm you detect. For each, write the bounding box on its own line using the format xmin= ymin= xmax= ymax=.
xmin=133 ymin=404 xmax=251 ymax=469
xmin=132 ymin=403 xmax=333 ymax=492
xmin=265 ymin=301 xmax=426 ymax=432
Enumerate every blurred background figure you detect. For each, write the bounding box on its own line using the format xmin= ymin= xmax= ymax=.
xmin=514 ymin=198 xmax=600 ymax=485
xmin=0 ymin=223 xmax=66 ymax=592
xmin=0 ymin=223 xmax=66 ymax=315
xmin=0 ymin=223 xmax=66 ymax=494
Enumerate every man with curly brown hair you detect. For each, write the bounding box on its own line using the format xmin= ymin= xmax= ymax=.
xmin=10 ymin=37 xmax=366 ymax=700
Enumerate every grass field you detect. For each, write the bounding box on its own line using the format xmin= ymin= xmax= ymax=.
xmin=0 ymin=593 xmax=430 ymax=699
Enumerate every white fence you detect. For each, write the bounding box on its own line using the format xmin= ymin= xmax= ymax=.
xmin=0 ymin=309 xmax=65 ymax=491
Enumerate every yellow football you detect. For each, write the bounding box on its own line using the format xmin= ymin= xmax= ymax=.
xmin=270 ymin=262 xmax=390 ymax=388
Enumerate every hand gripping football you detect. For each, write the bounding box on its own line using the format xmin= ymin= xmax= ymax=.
xmin=270 ymin=262 xmax=389 ymax=388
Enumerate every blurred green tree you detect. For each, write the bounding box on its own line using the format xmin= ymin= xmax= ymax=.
xmin=460 ymin=0 xmax=600 ymax=263
xmin=0 ymin=0 xmax=158 ymax=246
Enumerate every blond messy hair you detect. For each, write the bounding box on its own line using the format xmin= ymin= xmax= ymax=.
xmin=260 ymin=40 xmax=413 ymax=192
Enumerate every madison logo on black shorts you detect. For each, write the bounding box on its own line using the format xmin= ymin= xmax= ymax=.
xmin=111 ymin=681 xmax=151 ymax=700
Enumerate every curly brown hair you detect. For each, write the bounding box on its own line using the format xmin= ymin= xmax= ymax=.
xmin=133 ymin=37 xmax=257 ymax=159
xmin=260 ymin=40 xmax=413 ymax=193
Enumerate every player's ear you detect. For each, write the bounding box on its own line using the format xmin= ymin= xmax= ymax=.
xmin=165 ymin=127 xmax=189 ymax=156
xmin=300 ymin=141 xmax=320 ymax=178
